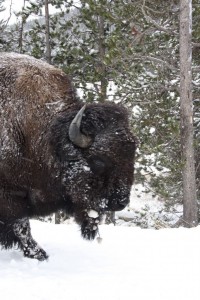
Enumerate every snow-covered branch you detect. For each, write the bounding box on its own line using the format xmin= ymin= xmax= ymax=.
xmin=0 ymin=0 xmax=13 ymax=32
xmin=134 ymin=55 xmax=177 ymax=71
xmin=141 ymin=0 xmax=178 ymax=35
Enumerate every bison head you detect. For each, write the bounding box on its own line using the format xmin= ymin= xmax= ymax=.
xmin=50 ymin=103 xmax=136 ymax=240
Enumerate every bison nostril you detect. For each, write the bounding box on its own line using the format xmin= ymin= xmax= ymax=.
xmin=117 ymin=204 xmax=126 ymax=210
xmin=117 ymin=202 xmax=127 ymax=209
xmin=107 ymin=198 xmax=129 ymax=211
xmin=118 ymin=198 xmax=129 ymax=206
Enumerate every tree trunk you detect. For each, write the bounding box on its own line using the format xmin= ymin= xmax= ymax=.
xmin=97 ymin=14 xmax=107 ymax=102
xmin=45 ymin=0 xmax=51 ymax=64
xmin=19 ymin=0 xmax=27 ymax=53
xmin=179 ymin=0 xmax=198 ymax=227
xmin=97 ymin=14 xmax=113 ymax=222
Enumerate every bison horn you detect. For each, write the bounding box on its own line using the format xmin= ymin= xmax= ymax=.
xmin=69 ymin=105 xmax=92 ymax=148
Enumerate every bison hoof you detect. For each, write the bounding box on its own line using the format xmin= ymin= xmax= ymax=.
xmin=23 ymin=248 xmax=49 ymax=261
xmin=81 ymin=228 xmax=97 ymax=240
xmin=81 ymin=224 xmax=98 ymax=240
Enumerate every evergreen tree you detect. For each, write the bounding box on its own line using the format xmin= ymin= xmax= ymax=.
xmin=0 ymin=0 xmax=17 ymax=51
xmin=0 ymin=0 xmax=5 ymax=30
xmin=0 ymin=0 xmax=8 ymax=48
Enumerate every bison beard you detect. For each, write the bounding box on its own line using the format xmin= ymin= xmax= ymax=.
xmin=0 ymin=53 xmax=136 ymax=260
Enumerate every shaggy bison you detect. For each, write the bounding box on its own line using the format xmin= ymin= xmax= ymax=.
xmin=0 ymin=53 xmax=136 ymax=260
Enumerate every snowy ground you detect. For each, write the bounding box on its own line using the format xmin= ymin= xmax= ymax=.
xmin=0 ymin=185 xmax=197 ymax=300
xmin=1 ymin=220 xmax=200 ymax=300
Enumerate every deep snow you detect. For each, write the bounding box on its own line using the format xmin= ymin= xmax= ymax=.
xmin=0 ymin=220 xmax=200 ymax=300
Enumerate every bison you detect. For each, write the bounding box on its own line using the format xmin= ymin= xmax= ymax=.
xmin=0 ymin=52 xmax=136 ymax=260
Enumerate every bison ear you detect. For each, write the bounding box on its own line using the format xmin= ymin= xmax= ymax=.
xmin=69 ymin=105 xmax=92 ymax=148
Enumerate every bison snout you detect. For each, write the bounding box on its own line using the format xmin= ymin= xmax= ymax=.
xmin=107 ymin=197 xmax=129 ymax=211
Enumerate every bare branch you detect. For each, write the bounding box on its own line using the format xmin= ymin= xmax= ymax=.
xmin=192 ymin=66 xmax=200 ymax=72
xmin=192 ymin=42 xmax=200 ymax=48
xmin=134 ymin=55 xmax=177 ymax=71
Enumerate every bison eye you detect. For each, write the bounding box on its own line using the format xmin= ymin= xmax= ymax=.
xmin=88 ymin=157 xmax=107 ymax=175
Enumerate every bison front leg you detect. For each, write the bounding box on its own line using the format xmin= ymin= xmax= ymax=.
xmin=81 ymin=217 xmax=99 ymax=240
xmin=13 ymin=218 xmax=48 ymax=261
xmin=74 ymin=210 xmax=101 ymax=240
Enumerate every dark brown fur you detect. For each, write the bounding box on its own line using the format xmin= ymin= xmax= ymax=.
xmin=0 ymin=53 xmax=136 ymax=260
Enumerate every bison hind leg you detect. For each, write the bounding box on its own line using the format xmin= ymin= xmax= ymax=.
xmin=0 ymin=221 xmax=20 ymax=249
xmin=0 ymin=218 xmax=48 ymax=261
xmin=12 ymin=218 xmax=48 ymax=261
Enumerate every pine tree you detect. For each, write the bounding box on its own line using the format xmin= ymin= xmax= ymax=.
xmin=0 ymin=0 xmax=9 ymax=48
xmin=0 ymin=0 xmax=5 ymax=30
xmin=0 ymin=0 xmax=16 ymax=51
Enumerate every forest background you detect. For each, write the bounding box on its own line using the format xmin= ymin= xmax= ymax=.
xmin=0 ymin=0 xmax=199 ymax=227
